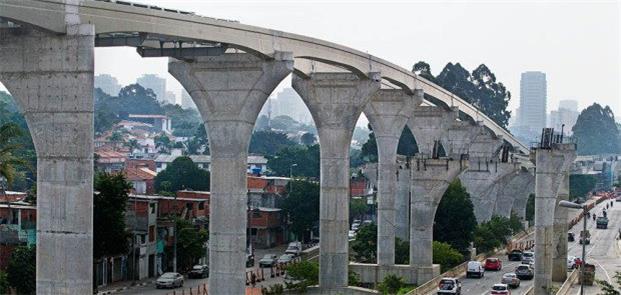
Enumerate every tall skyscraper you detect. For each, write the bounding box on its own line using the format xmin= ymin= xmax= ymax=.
xmin=136 ymin=74 xmax=166 ymax=103
xmin=94 ymin=74 xmax=121 ymax=96
xmin=517 ymin=71 xmax=547 ymax=138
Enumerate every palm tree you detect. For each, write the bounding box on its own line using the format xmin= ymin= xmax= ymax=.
xmin=0 ymin=123 xmax=26 ymax=189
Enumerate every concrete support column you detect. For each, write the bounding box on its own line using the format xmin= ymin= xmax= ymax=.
xmin=169 ymin=53 xmax=293 ymax=295
xmin=293 ymin=73 xmax=379 ymax=291
xmin=409 ymin=158 xmax=466 ymax=283
xmin=442 ymin=121 xmax=483 ymax=159
xmin=0 ymin=25 xmax=95 ymax=294
xmin=533 ymin=144 xmax=576 ymax=295
xmin=395 ymin=165 xmax=411 ymax=241
xmin=364 ymin=89 xmax=420 ymax=268
xmin=552 ymin=173 xmax=570 ymax=282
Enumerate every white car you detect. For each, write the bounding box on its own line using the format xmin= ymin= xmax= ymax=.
xmin=567 ymin=256 xmax=577 ymax=269
xmin=490 ymin=283 xmax=510 ymax=295
xmin=348 ymin=230 xmax=356 ymax=239
xmin=466 ymin=261 xmax=485 ymax=278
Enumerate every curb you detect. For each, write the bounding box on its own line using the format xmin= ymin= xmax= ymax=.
xmin=96 ymin=281 xmax=153 ymax=295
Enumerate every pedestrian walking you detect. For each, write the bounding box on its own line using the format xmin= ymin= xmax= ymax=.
xmin=251 ymin=272 xmax=256 ymax=287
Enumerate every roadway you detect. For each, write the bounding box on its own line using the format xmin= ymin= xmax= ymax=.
xmin=566 ymin=199 xmax=620 ymax=295
xmin=435 ymin=199 xmax=615 ymax=295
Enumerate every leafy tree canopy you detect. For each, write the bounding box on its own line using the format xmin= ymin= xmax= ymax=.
xmin=249 ymin=130 xmax=296 ymax=157
xmin=175 ymin=218 xmax=208 ymax=271
xmin=570 ymin=174 xmax=597 ymax=201
xmin=412 ymin=61 xmax=512 ymax=128
xmin=94 ymin=172 xmax=132 ymax=258
xmin=572 ymin=103 xmax=620 ymax=155
xmin=154 ymin=156 xmax=210 ymax=193
xmin=280 ymin=180 xmax=319 ymax=242
xmin=433 ymin=179 xmax=477 ymax=254
xmin=433 ymin=241 xmax=464 ymax=272
xmin=268 ymin=144 xmax=320 ymax=179
xmin=6 ymin=245 xmax=35 ymax=294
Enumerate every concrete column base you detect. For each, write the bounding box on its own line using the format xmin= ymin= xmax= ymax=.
xmin=416 ymin=265 xmax=441 ymax=284
xmin=349 ymin=263 xmax=440 ymax=285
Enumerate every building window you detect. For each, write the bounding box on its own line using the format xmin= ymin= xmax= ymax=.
xmin=186 ymin=203 xmax=193 ymax=210
xmin=198 ymin=202 xmax=205 ymax=210
xmin=149 ymin=203 xmax=156 ymax=214
xmin=252 ymin=212 xmax=261 ymax=218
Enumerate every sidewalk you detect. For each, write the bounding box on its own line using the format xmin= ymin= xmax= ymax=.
xmin=95 ymin=278 xmax=155 ymax=295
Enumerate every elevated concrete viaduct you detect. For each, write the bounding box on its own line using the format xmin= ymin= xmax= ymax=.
xmin=0 ymin=1 xmax=578 ymax=294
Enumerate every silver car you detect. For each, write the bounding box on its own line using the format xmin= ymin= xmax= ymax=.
xmin=156 ymin=272 xmax=184 ymax=289
xmin=501 ymin=272 xmax=520 ymax=288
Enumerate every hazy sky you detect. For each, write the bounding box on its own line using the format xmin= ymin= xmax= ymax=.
xmin=3 ymin=0 xmax=621 ymax=119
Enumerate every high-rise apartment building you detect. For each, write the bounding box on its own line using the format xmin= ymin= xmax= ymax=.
xmin=549 ymin=99 xmax=579 ymax=135
xmin=516 ymin=71 xmax=547 ymax=138
xmin=94 ymin=74 xmax=121 ymax=96
xmin=137 ymin=74 xmax=166 ymax=103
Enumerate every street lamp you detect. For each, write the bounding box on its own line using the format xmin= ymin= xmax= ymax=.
xmin=558 ymin=200 xmax=586 ymax=295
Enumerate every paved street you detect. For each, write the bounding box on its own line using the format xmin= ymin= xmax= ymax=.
xmin=566 ymin=200 xmax=620 ymax=295
xmin=117 ymin=245 xmax=291 ymax=295
xmin=433 ymin=199 xmax=617 ymax=295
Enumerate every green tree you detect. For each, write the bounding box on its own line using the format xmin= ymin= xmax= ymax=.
xmin=268 ymin=144 xmax=320 ymax=178
xmin=6 ymin=245 xmax=35 ymax=294
xmin=350 ymin=198 xmax=368 ymax=222
xmin=154 ymin=134 xmax=172 ymax=153
xmin=154 ymin=156 xmax=210 ymax=193
xmin=570 ymin=174 xmax=597 ymax=200
xmin=433 ymin=179 xmax=477 ymax=253
xmin=525 ymin=193 xmax=535 ymax=224
xmin=377 ymin=274 xmax=406 ymax=295
xmin=161 ymin=103 xmax=202 ymax=137
xmin=473 ymin=215 xmax=516 ymax=253
xmin=280 ymin=180 xmax=319 ymax=242
xmin=572 ymin=103 xmax=621 ymax=155
xmin=0 ymin=271 xmax=9 ymax=295
xmin=395 ymin=238 xmax=409 ymax=264
xmin=433 ymin=241 xmax=464 ymax=272
xmin=351 ymin=223 xmax=377 ymax=263
xmin=94 ymin=172 xmax=132 ymax=259
xmin=175 ymin=218 xmax=208 ymax=271
xmin=249 ymin=130 xmax=296 ymax=157
xmin=284 ymin=261 xmax=319 ymax=292
xmin=413 ymin=62 xmax=512 ymax=128
xmin=0 ymin=123 xmax=26 ymax=188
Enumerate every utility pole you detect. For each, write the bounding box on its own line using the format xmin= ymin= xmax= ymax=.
xmin=173 ymin=195 xmax=178 ymax=273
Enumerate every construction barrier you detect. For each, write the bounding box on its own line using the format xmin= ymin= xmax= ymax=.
xmin=166 ymin=283 xmax=208 ymax=295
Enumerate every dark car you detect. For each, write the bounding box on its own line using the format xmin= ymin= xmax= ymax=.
xmin=507 ymin=250 xmax=523 ymax=261
xmin=568 ymin=232 xmax=575 ymax=242
xmin=514 ymin=264 xmax=534 ymax=280
xmin=188 ymin=265 xmax=208 ymax=279
xmin=596 ymin=217 xmax=608 ymax=229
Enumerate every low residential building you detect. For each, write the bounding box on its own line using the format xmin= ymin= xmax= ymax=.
xmin=124 ymin=168 xmax=156 ymax=195
xmin=247 ymin=176 xmax=289 ymax=208
xmin=95 ymin=149 xmax=127 ymax=173
xmin=248 ymin=207 xmax=286 ymax=249
xmin=127 ymin=114 xmax=172 ymax=134
xmin=0 ymin=202 xmax=36 ymax=270
xmin=126 ymin=195 xmax=160 ymax=280
xmin=155 ymin=154 xmax=268 ymax=174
